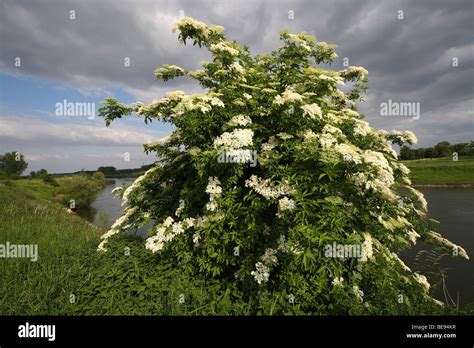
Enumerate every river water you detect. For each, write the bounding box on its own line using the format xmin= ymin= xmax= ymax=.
xmin=85 ymin=180 xmax=474 ymax=307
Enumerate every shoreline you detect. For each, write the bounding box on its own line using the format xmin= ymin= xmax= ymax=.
xmin=411 ymin=184 xmax=474 ymax=188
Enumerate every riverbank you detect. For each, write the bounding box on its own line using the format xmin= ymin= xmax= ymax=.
xmin=402 ymin=156 xmax=474 ymax=186
xmin=11 ymin=173 xmax=107 ymax=210
xmin=0 ymin=180 xmax=103 ymax=314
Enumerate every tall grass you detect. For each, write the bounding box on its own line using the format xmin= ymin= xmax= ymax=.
xmin=0 ymin=183 xmax=102 ymax=314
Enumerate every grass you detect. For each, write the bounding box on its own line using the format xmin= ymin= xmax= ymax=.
xmin=402 ymin=156 xmax=474 ymax=185
xmin=0 ymin=181 xmax=103 ymax=314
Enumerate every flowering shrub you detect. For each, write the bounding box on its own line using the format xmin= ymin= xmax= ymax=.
xmin=98 ymin=17 xmax=468 ymax=314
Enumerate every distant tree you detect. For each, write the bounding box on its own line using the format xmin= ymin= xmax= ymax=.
xmin=98 ymin=166 xmax=117 ymax=175
xmin=434 ymin=141 xmax=451 ymax=158
xmin=0 ymin=151 xmax=28 ymax=177
xmin=35 ymin=169 xmax=58 ymax=186
xmin=92 ymin=171 xmax=107 ymax=188
xmin=451 ymin=143 xmax=470 ymax=156
xmin=399 ymin=145 xmax=413 ymax=160
xmin=423 ymin=147 xmax=435 ymax=158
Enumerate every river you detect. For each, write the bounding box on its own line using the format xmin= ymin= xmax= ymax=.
xmin=85 ymin=180 xmax=474 ymax=307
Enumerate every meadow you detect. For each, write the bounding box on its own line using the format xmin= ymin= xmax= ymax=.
xmin=402 ymin=156 xmax=474 ymax=185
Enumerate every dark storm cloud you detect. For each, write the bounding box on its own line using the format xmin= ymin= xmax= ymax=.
xmin=1 ymin=0 xmax=473 ymax=147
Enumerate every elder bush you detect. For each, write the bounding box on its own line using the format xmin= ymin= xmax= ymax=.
xmin=97 ymin=17 xmax=468 ymax=314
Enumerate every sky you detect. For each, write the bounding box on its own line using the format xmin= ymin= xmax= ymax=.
xmin=0 ymin=0 xmax=473 ymax=174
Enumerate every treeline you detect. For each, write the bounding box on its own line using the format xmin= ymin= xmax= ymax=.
xmin=95 ymin=164 xmax=154 ymax=178
xmin=400 ymin=141 xmax=474 ymax=160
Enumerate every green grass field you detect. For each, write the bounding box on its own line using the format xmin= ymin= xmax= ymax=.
xmin=402 ymin=156 xmax=474 ymax=185
xmin=0 ymin=181 xmax=103 ymax=314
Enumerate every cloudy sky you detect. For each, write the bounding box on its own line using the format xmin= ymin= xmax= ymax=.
xmin=0 ymin=0 xmax=473 ymax=173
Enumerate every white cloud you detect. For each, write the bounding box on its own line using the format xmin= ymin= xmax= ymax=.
xmin=0 ymin=116 xmax=165 ymax=147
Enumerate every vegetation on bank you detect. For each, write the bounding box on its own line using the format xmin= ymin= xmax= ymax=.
xmin=0 ymin=182 xmax=102 ymax=314
xmin=400 ymin=141 xmax=474 ymax=160
xmin=12 ymin=172 xmax=107 ymax=210
xmin=402 ymin=157 xmax=474 ymax=185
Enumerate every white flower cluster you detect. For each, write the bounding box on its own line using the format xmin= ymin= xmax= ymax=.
xmin=111 ymin=186 xmax=123 ymax=198
xmin=406 ymin=187 xmax=428 ymax=212
xmin=427 ymin=231 xmax=469 ymax=260
xmin=346 ymin=66 xmax=368 ymax=77
xmin=276 ymin=197 xmax=296 ymax=218
xmin=228 ymin=115 xmax=252 ymax=127
xmin=322 ymin=124 xmax=343 ymax=136
xmin=213 ymin=128 xmax=254 ymax=149
xmin=301 ymin=103 xmax=322 ymax=119
xmin=287 ymin=33 xmax=312 ymax=52
xmin=145 ymin=216 xmax=196 ymax=253
xmin=230 ymin=62 xmax=246 ymax=76
xmin=251 ymin=262 xmax=270 ymax=284
xmin=175 ymin=94 xmax=225 ymax=115
xmin=391 ymin=130 xmax=418 ymax=144
xmin=251 ymin=248 xmax=279 ymax=284
xmin=361 ymin=150 xmax=395 ymax=185
xmin=209 ymin=42 xmax=240 ymax=56
xmin=154 ymin=65 xmax=185 ymax=79
xmin=175 ymin=199 xmax=185 ymax=216
xmin=261 ymin=248 xmax=278 ymax=265
xmin=413 ymin=273 xmax=430 ymax=291
xmin=352 ymin=285 xmax=364 ymax=301
xmin=388 ymin=251 xmax=411 ymax=272
xmin=277 ymin=132 xmax=294 ymax=140
xmin=245 ymin=175 xmax=295 ymax=200
xmin=97 ymin=207 xmax=137 ymax=252
xmin=122 ymin=167 xmax=158 ymax=206
xmin=171 ymin=16 xmax=224 ymax=40
xmin=377 ymin=215 xmax=409 ymax=232
xmin=407 ymin=229 xmax=420 ymax=245
xmin=303 ymin=129 xmax=317 ymax=142
xmin=206 ymin=176 xmax=222 ymax=212
xmin=360 ymin=233 xmax=374 ymax=261
xmin=319 ymin=73 xmax=345 ymax=85
xmin=273 ymin=87 xmax=304 ymax=105
xmin=334 ymin=143 xmax=362 ymax=164
xmin=278 ymin=197 xmax=296 ymax=212
xmin=353 ymin=119 xmax=372 ymax=137
xmin=332 ymin=89 xmax=346 ymax=100
xmin=151 ymin=90 xmax=186 ymax=106
xmin=332 ymin=276 xmax=344 ymax=287
xmin=261 ymin=136 xmax=278 ymax=152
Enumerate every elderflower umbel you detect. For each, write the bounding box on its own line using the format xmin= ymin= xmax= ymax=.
xmin=352 ymin=285 xmax=364 ymax=301
xmin=332 ymin=277 xmax=344 ymax=287
xmin=214 ymin=129 xmax=254 ymax=149
xmin=209 ymin=42 xmax=240 ymax=56
xmin=251 ymin=262 xmax=270 ymax=284
xmin=301 ymin=103 xmax=322 ymax=119
xmin=245 ymin=175 xmax=294 ymax=200
xmin=413 ymin=273 xmax=430 ymax=291
xmin=273 ymin=87 xmax=304 ymax=105
xmin=277 ymin=197 xmax=296 ymax=217
xmin=228 ymin=115 xmax=252 ymax=127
